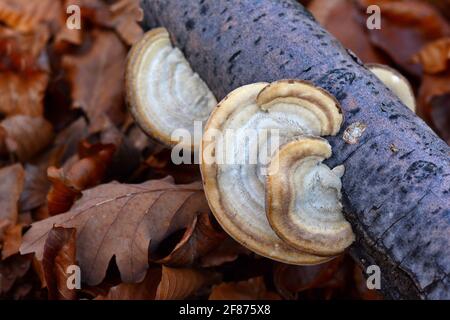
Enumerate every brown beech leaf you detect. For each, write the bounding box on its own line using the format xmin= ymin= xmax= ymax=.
xmin=91 ymin=0 xmax=144 ymax=46
xmin=99 ymin=124 xmax=142 ymax=181
xmin=308 ymin=0 xmax=387 ymax=64
xmin=0 ymin=26 xmax=50 ymax=117
xmin=21 ymin=177 xmax=210 ymax=285
xmin=47 ymin=141 xmax=116 ymax=215
xmin=99 ymin=266 xmax=219 ymax=300
xmin=0 ymin=0 xmax=62 ymax=34
xmin=209 ymin=277 xmax=281 ymax=300
xmin=413 ymin=37 xmax=450 ymax=74
xmin=1 ymin=224 xmax=24 ymax=260
xmin=42 ymin=227 xmax=77 ymax=300
xmin=0 ymin=164 xmax=25 ymax=224
xmin=430 ymin=93 xmax=450 ymax=145
xmin=418 ymin=72 xmax=450 ymax=141
xmin=0 ymin=72 xmax=48 ymax=117
xmin=0 ymin=115 xmax=54 ymax=162
xmin=19 ymin=164 xmax=52 ymax=213
xmin=62 ymin=30 xmax=127 ymax=132
xmin=357 ymin=0 xmax=450 ymax=76
xmin=0 ymin=254 xmax=32 ymax=295
xmin=200 ymin=237 xmax=250 ymax=268
xmin=273 ymin=257 xmax=344 ymax=300
xmin=156 ymin=212 xmax=226 ymax=267
xmin=428 ymin=0 xmax=450 ymax=20
xmin=155 ymin=266 xmax=219 ymax=300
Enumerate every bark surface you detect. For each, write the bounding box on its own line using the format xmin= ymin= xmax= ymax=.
xmin=140 ymin=0 xmax=450 ymax=299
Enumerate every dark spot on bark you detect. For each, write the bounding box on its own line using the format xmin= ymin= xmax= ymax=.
xmin=254 ymin=36 xmax=262 ymax=45
xmin=315 ymin=34 xmax=325 ymax=40
xmin=278 ymin=12 xmax=285 ymax=17
xmin=185 ymin=19 xmax=195 ymax=30
xmin=183 ymin=11 xmax=188 ymax=17
xmin=349 ymin=107 xmax=361 ymax=115
xmin=280 ymin=50 xmax=285 ymax=55
xmin=291 ymin=27 xmax=297 ymax=31
xmin=202 ymin=27 xmax=206 ymax=33
xmin=216 ymin=35 xmax=221 ymax=41
xmin=318 ymin=68 xmax=355 ymax=100
xmin=228 ymin=25 xmax=233 ymax=30
xmin=253 ymin=13 xmax=266 ymax=22
xmin=226 ymin=16 xmax=232 ymax=22
xmin=228 ymin=50 xmax=242 ymax=63
xmin=200 ymin=4 xmax=209 ymax=15
xmin=404 ymin=161 xmax=438 ymax=184
xmin=220 ymin=8 xmax=228 ymax=15
xmin=321 ymin=43 xmax=328 ymax=46
xmin=389 ymin=114 xmax=399 ymax=120
xmin=301 ymin=66 xmax=312 ymax=74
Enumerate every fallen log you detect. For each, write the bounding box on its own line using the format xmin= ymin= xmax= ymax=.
xmin=140 ymin=0 xmax=450 ymax=299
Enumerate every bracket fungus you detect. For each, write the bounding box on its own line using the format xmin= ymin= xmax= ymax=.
xmin=266 ymin=137 xmax=353 ymax=256
xmin=201 ymin=80 xmax=355 ymax=265
xmin=367 ymin=63 xmax=416 ymax=113
xmin=126 ymin=28 xmax=217 ymax=149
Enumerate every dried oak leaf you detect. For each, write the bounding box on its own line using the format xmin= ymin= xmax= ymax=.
xmin=42 ymin=227 xmax=77 ymax=300
xmin=209 ymin=277 xmax=281 ymax=300
xmin=413 ymin=37 xmax=450 ymax=74
xmin=0 ymin=27 xmax=49 ymax=117
xmin=418 ymin=73 xmax=450 ymax=143
xmin=90 ymin=0 xmax=144 ymax=46
xmin=20 ymin=177 xmax=210 ymax=285
xmin=273 ymin=257 xmax=344 ymax=300
xmin=199 ymin=237 xmax=250 ymax=268
xmin=62 ymin=30 xmax=127 ymax=133
xmin=156 ymin=212 xmax=226 ymax=267
xmin=1 ymin=224 xmax=24 ymax=260
xmin=0 ymin=253 xmax=32 ymax=295
xmin=17 ymin=119 xmax=88 ymax=213
xmin=98 ymin=266 xmax=219 ymax=300
xmin=100 ymin=123 xmax=141 ymax=181
xmin=0 ymin=115 xmax=54 ymax=162
xmin=47 ymin=141 xmax=116 ymax=215
xmin=357 ymin=0 xmax=450 ymax=77
xmin=308 ymin=0 xmax=388 ymax=64
xmin=19 ymin=163 xmax=51 ymax=213
xmin=428 ymin=0 xmax=450 ymax=20
xmin=413 ymin=38 xmax=450 ymax=141
xmin=0 ymin=0 xmax=62 ymax=34
xmin=0 ymin=164 xmax=25 ymax=224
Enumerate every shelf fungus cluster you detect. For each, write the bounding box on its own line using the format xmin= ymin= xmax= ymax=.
xmin=126 ymin=28 xmax=217 ymax=150
xmin=201 ymin=80 xmax=355 ymax=264
xmin=126 ymin=28 xmax=355 ymax=265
